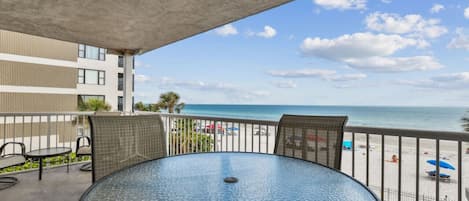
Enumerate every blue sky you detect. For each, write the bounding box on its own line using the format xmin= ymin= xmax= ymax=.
xmin=134 ymin=0 xmax=469 ymax=107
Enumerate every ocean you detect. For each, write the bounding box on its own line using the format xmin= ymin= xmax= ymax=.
xmin=180 ymin=104 xmax=469 ymax=132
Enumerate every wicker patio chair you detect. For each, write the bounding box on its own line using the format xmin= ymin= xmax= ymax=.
xmin=76 ymin=136 xmax=92 ymax=171
xmin=0 ymin=142 xmax=26 ymax=190
xmin=76 ymin=112 xmax=121 ymax=172
xmin=88 ymin=114 xmax=167 ymax=182
xmin=274 ymin=115 xmax=348 ymax=170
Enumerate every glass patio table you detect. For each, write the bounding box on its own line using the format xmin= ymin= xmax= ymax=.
xmin=81 ymin=152 xmax=378 ymax=201
xmin=25 ymin=147 xmax=72 ymax=180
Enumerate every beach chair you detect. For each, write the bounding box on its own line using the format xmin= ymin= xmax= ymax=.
xmin=426 ymin=170 xmax=451 ymax=182
xmin=88 ymin=114 xmax=167 ymax=182
xmin=274 ymin=114 xmax=348 ymax=170
xmin=0 ymin=142 xmax=26 ymax=190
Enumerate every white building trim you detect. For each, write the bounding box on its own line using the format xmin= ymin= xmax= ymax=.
xmin=0 ymin=53 xmax=77 ymax=68
xmin=0 ymin=85 xmax=77 ymax=94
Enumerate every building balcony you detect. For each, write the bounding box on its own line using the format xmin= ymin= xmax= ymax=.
xmin=0 ymin=112 xmax=467 ymax=201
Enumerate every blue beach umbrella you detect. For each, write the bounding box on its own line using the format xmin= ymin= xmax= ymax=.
xmin=343 ymin=141 xmax=352 ymax=149
xmin=426 ymin=160 xmax=455 ymax=170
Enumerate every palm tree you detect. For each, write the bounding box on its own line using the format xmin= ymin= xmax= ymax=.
xmin=78 ymin=98 xmax=111 ymax=111
xmin=135 ymin=101 xmax=147 ymax=111
xmin=463 ymin=114 xmax=469 ymax=132
xmin=134 ymin=101 xmax=160 ymax=112
xmin=157 ymin=92 xmax=185 ymax=113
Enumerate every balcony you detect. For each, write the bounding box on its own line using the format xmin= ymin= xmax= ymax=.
xmin=0 ymin=112 xmax=468 ymax=201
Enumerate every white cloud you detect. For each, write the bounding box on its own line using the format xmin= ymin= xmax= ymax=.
xmin=268 ymin=69 xmax=367 ymax=82
xmin=396 ymin=79 xmax=438 ymax=88
xmin=269 ymin=69 xmax=336 ymax=78
xmin=159 ymin=77 xmax=236 ymax=91
xmin=300 ymin=32 xmax=418 ymax=60
xmin=325 ymin=73 xmax=367 ymax=81
xmin=344 ymin=56 xmax=443 ymax=72
xmin=272 ymin=80 xmax=297 ymax=88
xmin=253 ymin=26 xmax=277 ymax=38
xmin=381 ymin=0 xmax=391 ymax=4
xmin=135 ymin=74 xmax=151 ymax=82
xmin=214 ymin=24 xmax=238 ymax=36
xmin=430 ymin=4 xmax=445 ymax=14
xmin=398 ymin=72 xmax=469 ymax=89
xmin=300 ymin=32 xmax=443 ymax=72
xmin=433 ymin=72 xmax=469 ymax=82
xmin=159 ymin=77 xmax=270 ymax=100
xmin=365 ymin=12 xmax=447 ymax=38
xmin=313 ymin=0 xmax=366 ymax=10
xmin=448 ymin=28 xmax=469 ymax=50
xmin=465 ymin=7 xmax=469 ymax=19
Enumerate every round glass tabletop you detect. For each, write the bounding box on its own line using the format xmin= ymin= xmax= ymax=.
xmin=81 ymin=153 xmax=378 ymax=201
xmin=25 ymin=147 xmax=72 ymax=158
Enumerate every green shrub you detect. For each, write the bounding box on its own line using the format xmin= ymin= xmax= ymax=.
xmin=171 ymin=132 xmax=214 ymax=154
xmin=0 ymin=153 xmax=90 ymax=174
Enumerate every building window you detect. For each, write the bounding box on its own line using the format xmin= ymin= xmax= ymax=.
xmin=78 ymin=69 xmax=105 ymax=85
xmin=78 ymin=44 xmax=85 ymax=58
xmin=78 ymin=44 xmax=106 ymax=61
xmin=78 ymin=69 xmax=85 ymax=84
xmin=98 ymin=71 xmax=105 ymax=85
xmin=78 ymin=95 xmax=105 ymax=107
xmin=99 ymin=48 xmax=106 ymax=61
xmin=118 ymin=96 xmax=123 ymax=111
xmin=118 ymin=73 xmax=124 ymax=91
xmin=132 ymin=74 xmax=134 ymax=92
xmin=118 ymin=56 xmax=124 ymax=67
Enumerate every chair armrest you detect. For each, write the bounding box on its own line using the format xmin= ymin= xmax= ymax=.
xmin=0 ymin=142 xmax=26 ymax=156
xmin=76 ymin=136 xmax=91 ymax=153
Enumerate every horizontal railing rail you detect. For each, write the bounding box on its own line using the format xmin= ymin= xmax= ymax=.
xmin=346 ymin=126 xmax=469 ymax=141
xmin=0 ymin=112 xmax=95 ymax=116
xmin=159 ymin=113 xmax=279 ymax=126
xmin=0 ymin=112 xmax=95 ymax=173
xmin=1 ymin=112 xmax=466 ymax=201
xmin=160 ymin=113 xmax=467 ymax=201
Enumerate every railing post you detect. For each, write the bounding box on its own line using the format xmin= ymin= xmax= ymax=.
xmin=381 ymin=134 xmax=385 ymax=200
xmin=436 ymin=138 xmax=440 ymax=201
xmin=458 ymin=140 xmax=462 ymax=201
xmin=13 ymin=115 xmax=16 ymax=154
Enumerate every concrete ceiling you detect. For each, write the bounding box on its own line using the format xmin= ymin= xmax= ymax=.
xmin=0 ymin=0 xmax=291 ymax=55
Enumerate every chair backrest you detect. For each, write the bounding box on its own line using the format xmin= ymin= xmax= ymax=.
xmin=274 ymin=114 xmax=347 ymax=169
xmin=89 ymin=114 xmax=167 ymax=182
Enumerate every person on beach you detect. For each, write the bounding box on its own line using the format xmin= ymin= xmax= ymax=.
xmin=385 ymin=154 xmax=399 ymax=163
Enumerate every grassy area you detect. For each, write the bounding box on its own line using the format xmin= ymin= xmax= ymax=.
xmin=0 ymin=153 xmax=90 ymax=174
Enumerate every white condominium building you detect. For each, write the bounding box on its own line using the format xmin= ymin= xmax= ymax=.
xmin=0 ymin=30 xmax=134 ymax=112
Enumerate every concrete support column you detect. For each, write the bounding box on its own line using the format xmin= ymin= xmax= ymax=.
xmin=123 ymin=54 xmax=134 ymax=113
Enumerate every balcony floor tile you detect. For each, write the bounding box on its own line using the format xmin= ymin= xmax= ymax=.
xmin=0 ymin=164 xmax=91 ymax=201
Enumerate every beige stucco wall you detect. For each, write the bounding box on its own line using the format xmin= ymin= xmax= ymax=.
xmin=0 ymin=121 xmax=76 ymax=144
xmin=0 ymin=93 xmax=77 ymax=112
xmin=0 ymin=30 xmax=77 ymax=61
xmin=0 ymin=60 xmax=77 ymax=88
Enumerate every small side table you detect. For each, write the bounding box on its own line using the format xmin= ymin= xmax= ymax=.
xmin=25 ymin=147 xmax=72 ymax=180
